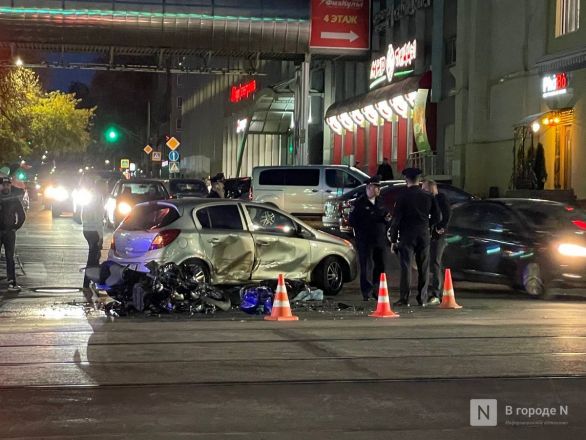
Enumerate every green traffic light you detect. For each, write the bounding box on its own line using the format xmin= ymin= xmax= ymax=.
xmin=104 ymin=126 xmax=120 ymax=143
xmin=17 ymin=172 xmax=25 ymax=180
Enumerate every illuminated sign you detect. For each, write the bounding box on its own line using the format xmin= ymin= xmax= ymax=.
xmin=542 ymin=73 xmax=568 ymax=98
xmin=369 ymin=40 xmax=417 ymax=89
xmin=230 ymin=80 xmax=257 ymax=103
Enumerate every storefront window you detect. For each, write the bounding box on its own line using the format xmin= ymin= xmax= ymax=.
xmin=556 ymin=0 xmax=580 ymax=36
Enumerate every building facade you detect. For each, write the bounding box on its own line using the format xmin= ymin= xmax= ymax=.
xmin=454 ymin=0 xmax=585 ymax=199
xmin=323 ymin=0 xmax=457 ymax=178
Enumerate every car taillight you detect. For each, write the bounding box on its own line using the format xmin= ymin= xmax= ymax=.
xmin=572 ymin=220 xmax=586 ymax=230
xmin=149 ymin=229 xmax=181 ymax=250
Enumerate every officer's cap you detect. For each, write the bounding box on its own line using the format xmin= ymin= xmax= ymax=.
xmin=365 ymin=175 xmax=381 ymax=186
xmin=401 ymin=167 xmax=422 ymax=179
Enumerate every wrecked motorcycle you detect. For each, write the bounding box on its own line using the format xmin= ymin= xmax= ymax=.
xmin=87 ymin=260 xmax=231 ymax=317
xmin=133 ymin=261 xmax=232 ymax=315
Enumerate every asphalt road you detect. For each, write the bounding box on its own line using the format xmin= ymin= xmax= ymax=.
xmin=0 ymin=205 xmax=585 ymax=439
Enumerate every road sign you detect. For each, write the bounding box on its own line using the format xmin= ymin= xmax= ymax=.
xmin=166 ymin=136 xmax=180 ymax=150
xmin=152 ymin=151 xmax=162 ymax=161
xmin=143 ymin=145 xmax=153 ymax=155
xmin=310 ymin=0 xmax=370 ymax=52
xmin=120 ymin=159 xmax=130 ymax=169
xmin=169 ymin=161 xmax=180 ymax=173
xmin=168 ymin=150 xmax=180 ymax=162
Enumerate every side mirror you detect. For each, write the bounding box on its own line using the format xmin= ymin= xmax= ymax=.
xmin=297 ymin=225 xmax=314 ymax=239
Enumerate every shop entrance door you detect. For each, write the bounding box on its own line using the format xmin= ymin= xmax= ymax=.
xmin=562 ymin=125 xmax=572 ymax=189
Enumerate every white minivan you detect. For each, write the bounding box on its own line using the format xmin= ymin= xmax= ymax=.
xmin=251 ymin=165 xmax=370 ymax=216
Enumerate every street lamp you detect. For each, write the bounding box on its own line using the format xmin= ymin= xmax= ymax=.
xmin=105 ymin=159 xmax=110 ymax=165
xmin=15 ymin=57 xmax=23 ymax=67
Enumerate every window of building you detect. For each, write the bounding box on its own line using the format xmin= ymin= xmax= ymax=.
xmin=445 ymin=36 xmax=457 ymax=66
xmin=556 ymin=0 xmax=580 ymax=36
xmin=176 ymin=74 xmax=184 ymax=86
xmin=176 ymin=118 xmax=182 ymax=130
xmin=177 ymin=96 xmax=183 ymax=109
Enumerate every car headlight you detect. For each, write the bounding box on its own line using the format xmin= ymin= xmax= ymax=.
xmin=72 ymin=188 xmax=93 ymax=207
xmin=47 ymin=186 xmax=68 ymax=202
xmin=117 ymin=202 xmax=132 ymax=216
xmin=558 ymin=243 xmax=586 ymax=257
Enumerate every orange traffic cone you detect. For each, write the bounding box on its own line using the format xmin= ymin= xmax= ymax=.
xmin=439 ymin=268 xmax=462 ymax=309
xmin=369 ymin=273 xmax=400 ymax=318
xmin=265 ymin=274 xmax=299 ymax=321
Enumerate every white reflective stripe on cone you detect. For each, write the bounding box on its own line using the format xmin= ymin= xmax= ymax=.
xmin=379 ymin=295 xmax=389 ymax=304
xmin=443 ymin=289 xmax=455 ymax=297
xmin=273 ymin=300 xmax=290 ymax=308
xmin=380 ymin=280 xmax=388 ymax=289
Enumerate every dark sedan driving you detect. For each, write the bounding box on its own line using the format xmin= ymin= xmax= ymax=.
xmin=444 ymin=199 xmax=586 ymax=298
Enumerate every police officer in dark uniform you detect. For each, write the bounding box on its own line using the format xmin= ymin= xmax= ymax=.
xmin=389 ymin=168 xmax=440 ymax=306
xmin=349 ymin=176 xmax=393 ymax=301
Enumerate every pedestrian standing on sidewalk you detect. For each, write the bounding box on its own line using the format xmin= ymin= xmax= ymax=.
xmin=422 ymin=179 xmax=451 ymax=305
xmin=81 ymin=177 xmax=107 ymax=290
xmin=348 ymin=176 xmax=393 ymax=301
xmin=388 ymin=168 xmax=440 ymax=307
xmin=376 ymin=158 xmax=394 ymax=181
xmin=0 ymin=176 xmax=26 ymax=292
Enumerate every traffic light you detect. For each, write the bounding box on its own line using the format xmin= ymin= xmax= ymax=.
xmin=104 ymin=126 xmax=120 ymax=143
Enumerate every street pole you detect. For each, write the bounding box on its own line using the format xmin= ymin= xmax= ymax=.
xmin=147 ymin=100 xmax=151 ymax=177
xmin=294 ymin=53 xmax=311 ymax=165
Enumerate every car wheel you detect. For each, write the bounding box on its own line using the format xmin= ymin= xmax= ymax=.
xmin=51 ymin=207 xmax=61 ymax=218
xmin=522 ymin=262 xmax=551 ymax=299
xmin=181 ymin=259 xmax=211 ymax=284
xmin=313 ymin=256 xmax=344 ymax=296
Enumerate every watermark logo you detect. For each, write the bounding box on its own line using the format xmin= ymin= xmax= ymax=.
xmin=470 ymin=399 xmax=498 ymax=426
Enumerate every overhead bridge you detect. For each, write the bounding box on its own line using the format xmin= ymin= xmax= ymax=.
xmin=0 ymin=0 xmax=310 ymax=64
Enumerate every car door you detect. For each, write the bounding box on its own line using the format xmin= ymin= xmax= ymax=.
xmin=283 ymin=168 xmax=322 ymax=214
xmin=473 ymin=203 xmax=527 ymax=282
xmin=243 ymin=204 xmax=311 ymax=280
xmin=193 ymin=204 xmax=255 ymax=283
xmin=324 ymin=169 xmax=362 ymax=204
xmin=442 ymin=203 xmax=482 ymax=279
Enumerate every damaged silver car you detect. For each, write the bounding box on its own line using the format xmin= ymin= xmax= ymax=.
xmin=107 ymin=199 xmax=357 ymax=295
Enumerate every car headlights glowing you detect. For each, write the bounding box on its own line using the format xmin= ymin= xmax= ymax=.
xmin=45 ymin=186 xmax=68 ymax=202
xmin=117 ymin=202 xmax=132 ymax=216
xmin=557 ymin=243 xmax=586 ymax=257
xmin=72 ymin=188 xmax=93 ymax=206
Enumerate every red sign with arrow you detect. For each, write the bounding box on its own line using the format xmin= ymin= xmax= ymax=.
xmin=310 ymin=0 xmax=370 ymax=52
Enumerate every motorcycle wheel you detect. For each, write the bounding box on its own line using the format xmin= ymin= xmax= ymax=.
xmin=181 ymin=259 xmax=210 ymax=284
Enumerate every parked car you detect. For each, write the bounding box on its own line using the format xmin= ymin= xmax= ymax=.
xmin=322 ymin=181 xmax=475 ymax=237
xmin=166 ymin=178 xmax=209 ymax=198
xmin=252 ymin=165 xmax=370 ymax=216
xmin=107 ymin=199 xmax=357 ymax=295
xmin=105 ymin=179 xmax=169 ymax=228
xmin=443 ymin=199 xmax=586 ymax=298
